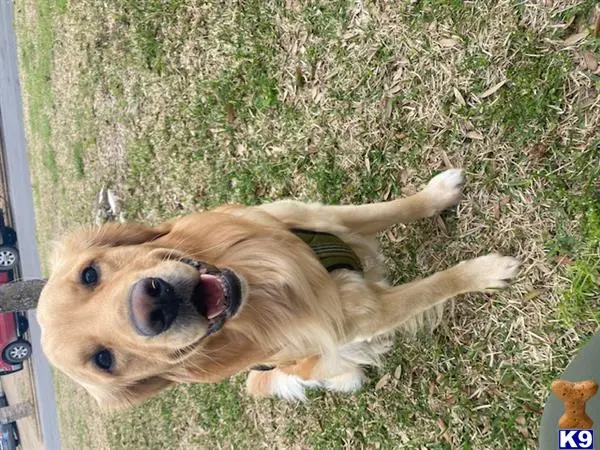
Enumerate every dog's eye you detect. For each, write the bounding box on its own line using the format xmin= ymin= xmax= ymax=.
xmin=81 ymin=266 xmax=99 ymax=286
xmin=94 ymin=349 xmax=113 ymax=372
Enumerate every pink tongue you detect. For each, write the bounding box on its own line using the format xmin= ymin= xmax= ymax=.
xmin=201 ymin=274 xmax=225 ymax=319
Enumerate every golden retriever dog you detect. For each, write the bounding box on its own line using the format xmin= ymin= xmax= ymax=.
xmin=37 ymin=168 xmax=520 ymax=408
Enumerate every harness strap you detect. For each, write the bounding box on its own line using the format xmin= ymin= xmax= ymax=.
xmin=251 ymin=364 xmax=276 ymax=371
xmin=290 ymin=228 xmax=363 ymax=273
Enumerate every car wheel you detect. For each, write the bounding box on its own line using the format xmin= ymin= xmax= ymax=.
xmin=2 ymin=228 xmax=17 ymax=246
xmin=17 ymin=315 xmax=29 ymax=334
xmin=2 ymin=340 xmax=32 ymax=364
xmin=0 ymin=246 xmax=18 ymax=271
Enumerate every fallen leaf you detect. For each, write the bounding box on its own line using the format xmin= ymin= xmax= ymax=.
xmin=530 ymin=142 xmax=548 ymax=161
xmin=439 ymin=38 xmax=459 ymax=48
xmin=555 ymin=255 xmax=574 ymax=266
xmin=453 ymin=87 xmax=466 ymax=106
xmin=394 ymin=365 xmax=402 ymax=379
xmin=517 ymin=426 xmax=530 ymax=439
xmin=376 ymin=373 xmax=392 ymax=390
xmin=516 ymin=416 xmax=527 ymax=426
xmin=583 ymin=51 xmax=598 ymax=71
xmin=441 ymin=150 xmax=452 ymax=169
xmin=435 ymin=215 xmax=448 ymax=235
xmin=563 ymin=31 xmax=589 ymax=46
xmin=522 ymin=290 xmax=540 ymax=301
xmin=437 ymin=418 xmax=447 ymax=431
xmin=226 ymin=103 xmax=236 ymax=124
xmin=443 ymin=432 xmax=452 ymax=444
xmin=463 ymin=119 xmax=475 ymax=131
xmin=490 ymin=387 xmax=507 ymax=399
xmin=387 ymin=230 xmax=398 ymax=242
xmin=478 ymin=79 xmax=508 ymax=99
xmin=295 ymin=66 xmax=306 ymax=88
xmin=466 ymin=130 xmax=484 ymax=140
xmin=493 ymin=202 xmax=501 ymax=220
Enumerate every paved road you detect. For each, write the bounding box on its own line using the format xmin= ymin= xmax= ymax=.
xmin=0 ymin=1 xmax=62 ymax=449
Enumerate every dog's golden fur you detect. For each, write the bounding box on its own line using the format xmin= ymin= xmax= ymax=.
xmin=37 ymin=169 xmax=519 ymax=407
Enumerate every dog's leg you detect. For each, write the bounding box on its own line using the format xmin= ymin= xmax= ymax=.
xmin=362 ymin=254 xmax=520 ymax=337
xmin=259 ymin=168 xmax=465 ymax=235
xmin=245 ymin=251 xmax=520 ymax=400
xmin=246 ymin=356 xmax=324 ymax=401
xmin=246 ymin=353 xmax=369 ymax=400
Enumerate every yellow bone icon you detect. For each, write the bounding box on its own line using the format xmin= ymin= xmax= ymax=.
xmin=551 ymin=379 xmax=598 ymax=429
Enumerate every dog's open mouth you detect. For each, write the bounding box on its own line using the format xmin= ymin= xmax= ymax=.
xmin=197 ymin=274 xmax=228 ymax=319
xmin=182 ymin=258 xmax=242 ymax=335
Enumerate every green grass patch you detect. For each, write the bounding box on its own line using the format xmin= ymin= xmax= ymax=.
xmin=71 ymin=141 xmax=85 ymax=178
xmin=556 ymin=204 xmax=600 ymax=327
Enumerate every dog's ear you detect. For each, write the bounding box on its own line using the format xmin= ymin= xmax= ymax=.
xmin=50 ymin=222 xmax=173 ymax=272
xmin=56 ymin=221 xmax=172 ymax=255
xmin=87 ymin=222 xmax=172 ymax=247
xmin=88 ymin=376 xmax=174 ymax=410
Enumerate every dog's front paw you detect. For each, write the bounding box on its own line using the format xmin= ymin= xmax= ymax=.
xmin=423 ymin=168 xmax=465 ymax=215
xmin=461 ymin=253 xmax=520 ymax=291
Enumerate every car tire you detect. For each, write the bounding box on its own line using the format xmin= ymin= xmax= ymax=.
xmin=2 ymin=228 xmax=17 ymax=246
xmin=17 ymin=315 xmax=29 ymax=334
xmin=0 ymin=246 xmax=19 ymax=271
xmin=2 ymin=340 xmax=32 ymax=364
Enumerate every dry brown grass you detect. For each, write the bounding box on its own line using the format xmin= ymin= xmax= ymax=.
xmin=14 ymin=0 xmax=600 ymax=448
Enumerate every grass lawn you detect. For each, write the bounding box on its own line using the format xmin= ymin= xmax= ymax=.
xmin=15 ymin=0 xmax=599 ymax=448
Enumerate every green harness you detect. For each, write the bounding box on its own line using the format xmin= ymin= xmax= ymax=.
xmin=290 ymin=228 xmax=363 ymax=274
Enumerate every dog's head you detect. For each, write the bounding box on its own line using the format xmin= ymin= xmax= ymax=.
xmin=37 ymin=211 xmax=334 ymax=408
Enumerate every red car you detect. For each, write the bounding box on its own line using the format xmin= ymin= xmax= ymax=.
xmin=0 ymin=271 xmax=31 ymax=375
xmin=0 ymin=210 xmax=31 ymax=376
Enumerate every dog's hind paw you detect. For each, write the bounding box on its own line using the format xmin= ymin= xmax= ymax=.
xmin=246 ymin=369 xmax=320 ymax=401
xmin=323 ymin=371 xmax=366 ymax=393
xmin=423 ymin=168 xmax=465 ymax=215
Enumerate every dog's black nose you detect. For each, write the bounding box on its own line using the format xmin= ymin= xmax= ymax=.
xmin=128 ymin=278 xmax=180 ymax=336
